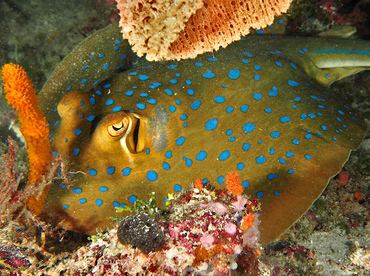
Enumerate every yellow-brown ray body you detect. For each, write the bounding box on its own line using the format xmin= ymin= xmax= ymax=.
xmin=39 ymin=24 xmax=368 ymax=244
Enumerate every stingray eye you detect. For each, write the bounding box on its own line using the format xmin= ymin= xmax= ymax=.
xmin=107 ymin=118 xmax=129 ymax=137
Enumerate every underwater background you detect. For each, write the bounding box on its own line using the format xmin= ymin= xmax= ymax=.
xmin=0 ymin=0 xmax=370 ymax=274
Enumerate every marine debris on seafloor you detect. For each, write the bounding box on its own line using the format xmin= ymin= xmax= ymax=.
xmin=20 ymin=174 xmax=261 ymax=275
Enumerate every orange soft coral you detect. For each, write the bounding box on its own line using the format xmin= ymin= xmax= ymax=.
xmin=225 ymin=171 xmax=243 ymax=196
xmin=1 ymin=63 xmax=52 ymax=213
xmin=240 ymin=213 xmax=255 ymax=232
xmin=194 ymin=178 xmax=203 ymax=190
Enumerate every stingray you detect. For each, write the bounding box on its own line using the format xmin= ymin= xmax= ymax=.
xmin=37 ymin=23 xmax=368 ymax=244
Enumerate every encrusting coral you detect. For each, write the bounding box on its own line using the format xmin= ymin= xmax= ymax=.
xmin=1 ymin=63 xmax=53 ymax=215
xmin=116 ymin=0 xmax=293 ymax=60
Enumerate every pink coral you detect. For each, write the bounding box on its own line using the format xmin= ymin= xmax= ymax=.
xmin=225 ymin=223 xmax=237 ymax=235
xmin=199 ymin=202 xmax=228 ymax=215
xmin=200 ymin=234 xmax=215 ymax=249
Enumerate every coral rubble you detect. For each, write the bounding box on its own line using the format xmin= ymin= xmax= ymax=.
xmin=23 ymin=179 xmax=261 ymax=275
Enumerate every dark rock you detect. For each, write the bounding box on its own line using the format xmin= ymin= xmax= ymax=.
xmin=117 ymin=213 xmax=165 ymax=254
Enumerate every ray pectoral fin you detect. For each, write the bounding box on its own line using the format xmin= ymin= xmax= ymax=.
xmin=38 ymin=23 xmax=137 ymax=115
xmin=257 ymin=145 xmax=353 ymax=245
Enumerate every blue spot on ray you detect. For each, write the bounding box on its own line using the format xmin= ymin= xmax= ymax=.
xmin=243 ymin=122 xmax=256 ymax=134
xmin=217 ymin=176 xmax=225 ymax=184
xmin=107 ymin=166 xmax=115 ymax=175
xmin=176 ymin=136 xmax=186 ymax=146
xmin=243 ymin=143 xmax=251 ymax=151
xmin=136 ymin=103 xmax=146 ymax=110
xmin=191 ymin=100 xmax=201 ymax=110
xmin=164 ymin=89 xmax=173 ymax=95
xmin=240 ymin=105 xmax=249 ymax=113
xmin=99 ymin=186 xmax=108 ymax=192
xmin=214 ymin=96 xmax=226 ymax=103
xmin=105 ymin=99 xmax=114 ymax=106
xmin=146 ymin=170 xmax=158 ymax=181
xmin=256 ymin=155 xmax=267 ymax=164
xmin=270 ymin=131 xmax=280 ymax=138
xmin=163 ymin=162 xmax=171 ymax=170
xmin=205 ymin=118 xmax=218 ymax=130
xmin=202 ymin=70 xmax=216 ymax=79
xmin=102 ymin=63 xmax=110 ymax=70
xmin=95 ymin=199 xmax=103 ymax=206
xmin=253 ymin=93 xmax=262 ymax=100
xmin=196 ymin=151 xmax=207 ymax=161
xmin=73 ymin=147 xmax=80 ymax=156
xmin=237 ymin=163 xmax=245 ymax=170
xmin=182 ymin=156 xmax=193 ymax=167
xmin=122 ymin=167 xmax=131 ymax=176
xmin=128 ymin=195 xmax=137 ymax=204
xmin=89 ymin=169 xmax=97 ymax=176
xmin=288 ymin=80 xmax=299 ymax=86
xmin=280 ymin=116 xmax=291 ymax=123
xmin=219 ymin=150 xmax=230 ymax=161
xmin=226 ymin=106 xmax=234 ymax=113
xmin=138 ymin=75 xmax=149 ymax=80
xmin=254 ymin=65 xmax=262 ymax=70
xmin=73 ymin=188 xmax=82 ymax=194
xmin=242 ymin=181 xmax=250 ymax=188
xmin=228 ymin=69 xmax=241 ymax=79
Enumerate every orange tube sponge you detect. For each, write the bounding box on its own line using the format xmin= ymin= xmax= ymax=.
xmin=1 ymin=63 xmax=52 ymax=184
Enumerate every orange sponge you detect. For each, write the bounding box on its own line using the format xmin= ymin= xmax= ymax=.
xmin=116 ymin=0 xmax=293 ymax=60
xmin=1 ymin=63 xmax=52 ymax=184
xmin=168 ymin=0 xmax=292 ymax=59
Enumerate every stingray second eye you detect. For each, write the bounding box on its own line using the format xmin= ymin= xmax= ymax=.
xmin=107 ymin=118 xmax=129 ymax=137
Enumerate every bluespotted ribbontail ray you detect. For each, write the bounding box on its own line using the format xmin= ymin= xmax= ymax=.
xmin=37 ymin=23 xmax=368 ymax=244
